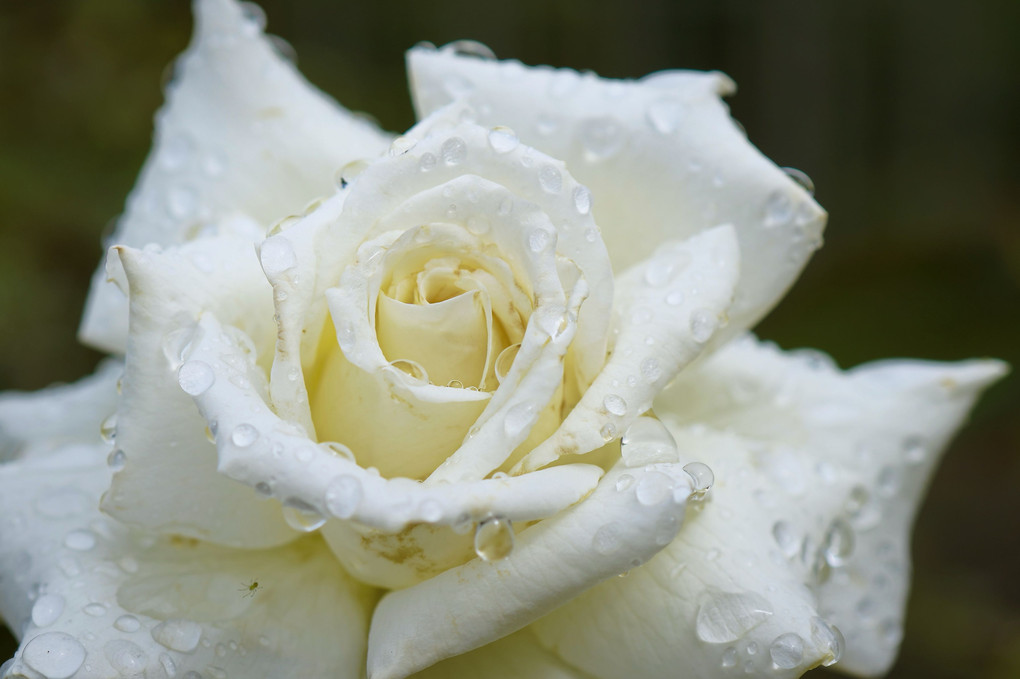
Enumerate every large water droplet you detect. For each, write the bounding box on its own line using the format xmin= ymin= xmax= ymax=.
xmin=23 ymin=631 xmax=86 ymax=679
xmin=573 ymin=185 xmax=593 ymax=215
xmin=683 ymin=462 xmax=714 ymax=499
xmin=487 ymin=126 xmax=519 ymax=154
xmin=810 ymin=617 xmax=845 ymax=667
xmin=635 ymin=471 xmax=674 ymax=506
xmin=336 ymin=159 xmax=368 ymax=189
xmin=689 ymin=308 xmax=717 ymax=343
xmin=260 ymin=236 xmax=298 ymax=276
xmin=603 ymin=393 xmax=627 ymax=417
xmin=31 ymin=594 xmax=65 ymax=628
xmin=494 ymin=343 xmax=521 ymax=384
xmin=282 ymin=498 xmax=327 ymax=532
xmin=388 ymin=136 xmax=416 ymax=157
xmin=592 ymin=522 xmax=624 ymax=555
xmin=695 ymin=590 xmax=775 ymax=643
xmin=474 ymin=516 xmax=515 ymax=562
xmin=441 ymin=137 xmax=467 ymax=165
xmin=538 ymin=165 xmax=563 ymax=193
xmin=324 ymin=475 xmax=362 ymax=519
xmin=769 ymin=633 xmax=805 ymax=669
xmin=387 ymin=359 xmax=430 ymax=386
xmin=178 ymin=360 xmax=215 ymax=396
xmin=721 ymin=646 xmax=738 ymax=668
xmin=640 ymin=357 xmax=663 ymax=382
xmin=105 ymin=639 xmax=149 ymax=677
xmin=230 ymin=424 xmax=259 ymax=448
xmin=621 ymin=417 xmax=679 ymax=467
xmin=504 ymin=402 xmax=538 ymax=438
xmin=446 ymin=39 xmax=496 ymax=60
xmin=151 ymin=619 xmax=202 ymax=652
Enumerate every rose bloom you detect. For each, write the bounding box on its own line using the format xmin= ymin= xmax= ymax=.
xmin=0 ymin=1 xmax=1006 ymax=679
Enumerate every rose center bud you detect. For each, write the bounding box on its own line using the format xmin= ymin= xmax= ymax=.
xmin=308 ymin=223 xmax=560 ymax=481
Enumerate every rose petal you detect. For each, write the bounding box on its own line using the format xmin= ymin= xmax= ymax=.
xmin=0 ymin=359 xmax=121 ymax=462
xmin=79 ymin=0 xmax=391 ymax=354
xmin=410 ymin=628 xmax=588 ymax=679
xmin=407 ymin=46 xmax=824 ymax=344
xmin=515 ymin=224 xmax=739 ymax=473
xmin=102 ymin=237 xmax=295 ymax=548
xmin=365 ymin=460 xmax=696 ymax=679
xmin=0 ymin=445 xmax=374 ymax=679
xmin=182 ymin=312 xmax=604 ymax=587
xmin=527 ymin=336 xmax=1006 ymax=678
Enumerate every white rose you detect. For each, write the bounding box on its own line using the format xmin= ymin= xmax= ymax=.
xmin=0 ymin=2 xmax=1006 ymax=679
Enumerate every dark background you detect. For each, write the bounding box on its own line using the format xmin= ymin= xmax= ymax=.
xmin=0 ymin=1 xmax=1017 ymax=676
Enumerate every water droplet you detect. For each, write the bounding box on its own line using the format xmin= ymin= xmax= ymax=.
xmin=387 ymin=359 xmax=430 ymax=385
xmin=584 ymin=227 xmax=599 ymax=243
xmin=822 ymin=518 xmax=855 ymax=566
xmin=64 ymin=529 xmax=96 ymax=551
xmin=388 ymin=136 xmax=416 ymax=156
xmin=536 ymin=113 xmax=559 ymax=136
xmin=324 ymin=475 xmax=362 ymax=519
xmin=417 ymin=152 xmax=438 ymax=173
xmin=446 ymin=39 xmax=496 ymax=60
xmin=260 ymin=236 xmax=297 ymax=276
xmin=474 ymin=516 xmax=515 ymax=562
xmin=592 ymin=522 xmax=624 ymax=555
xmin=281 ymin=498 xmax=327 ymax=532
xmin=579 ymin=116 xmax=624 ymax=161
xmin=769 ymin=633 xmax=804 ymax=669
xmin=615 ymin=474 xmax=635 ymax=492
xmin=763 ymin=191 xmax=793 ymax=227
xmin=114 ymin=615 xmax=141 ymax=633
xmin=107 ymin=449 xmax=127 ymax=471
xmin=494 ymin=343 xmax=521 ymax=384
xmin=876 ymin=465 xmax=901 ymax=496
xmin=644 ymin=260 xmax=675 ymax=287
xmin=487 ymin=126 xmax=519 ymax=153
xmin=902 ymin=435 xmax=926 ymax=464
xmin=23 ymin=631 xmax=86 ymax=679
xmin=177 ymin=360 xmax=215 ymax=396
xmin=336 ymin=159 xmax=368 ymax=189
xmin=321 ymin=441 xmax=354 ymax=461
xmin=721 ymin=647 xmax=738 ymax=668
xmin=100 ymin=413 xmax=117 ymax=444
xmin=646 ymin=100 xmax=685 ymax=134
xmin=528 ymin=228 xmax=554 ymax=253
xmin=336 ymin=320 xmax=356 ymax=353
xmin=239 ymin=2 xmax=267 ymax=31
xmin=31 ymin=594 xmax=65 ymax=628
xmin=105 ymin=639 xmax=148 ymax=676
xmin=600 ymin=422 xmax=617 ymax=441
xmin=566 ymin=187 xmax=593 ymax=218
xmin=441 ymin=137 xmax=467 ymax=165
xmin=695 ymin=590 xmax=775 ymax=643
xmin=166 ymin=186 xmax=197 ymax=220
xmin=83 ymin=602 xmax=107 ymax=617
xmin=772 ymin=520 xmax=799 ymax=558
xmin=621 ymin=417 xmax=679 ymax=467
xmin=538 ymin=165 xmax=562 ymax=193
xmin=640 ymin=357 xmax=663 ymax=382
xmin=159 ymin=653 xmax=177 ymax=677
xmin=635 ymin=471 xmax=674 ymax=506
xmin=878 ymin=618 xmax=902 ymax=646
xmin=419 ymin=499 xmax=443 ymax=523
xmin=151 ymin=619 xmax=202 ymax=652
xmin=689 ymin=308 xmax=717 ymax=343
xmin=810 ymin=617 xmax=845 ymax=667
xmin=504 ymin=402 xmax=538 ymax=438
xmin=603 ymin=393 xmax=627 ymax=417
xmin=683 ymin=462 xmax=714 ymax=499
xmin=782 ymin=167 xmax=815 ymax=196
xmin=254 ymin=481 xmax=272 ymax=498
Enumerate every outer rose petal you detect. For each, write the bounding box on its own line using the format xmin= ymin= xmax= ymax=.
xmin=0 ymin=360 xmax=121 ymax=462
xmin=103 ymin=234 xmax=295 ymax=548
xmin=0 ymin=445 xmax=375 ymax=679
xmin=527 ymin=336 xmax=1006 ymax=679
xmin=410 ymin=629 xmax=590 ymax=679
xmin=407 ymin=46 xmax=824 ymax=343
xmin=79 ymin=0 xmax=391 ymax=353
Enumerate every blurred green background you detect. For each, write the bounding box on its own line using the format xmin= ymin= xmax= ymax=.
xmin=0 ymin=1 xmax=1017 ymax=676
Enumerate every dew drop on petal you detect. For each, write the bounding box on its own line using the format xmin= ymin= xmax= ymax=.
xmin=600 ymin=422 xmax=617 ymax=441
xmin=640 ymin=357 xmax=663 ymax=382
xmin=487 ymin=126 xmax=519 ymax=153
xmin=281 ymin=498 xmax=327 ymax=532
xmin=474 ymin=516 xmax=515 ymax=562
xmin=322 ymin=441 xmax=355 ymax=461
xmin=538 ymin=165 xmax=562 ymax=193
xmin=621 ymin=417 xmax=679 ymax=467
xmin=782 ymin=167 xmax=815 ymax=195
xmin=260 ymin=236 xmax=298 ymax=276
xmin=418 ymin=152 xmax=437 ymax=172
xmin=573 ymin=185 xmax=593 ymax=215
xmin=23 ymin=631 xmax=86 ymax=679
xmin=31 ymin=594 xmax=65 ymax=628
xmin=336 ymin=320 xmax=356 ymax=353
xmin=494 ymin=343 xmax=521 ymax=384
xmin=177 ymin=360 xmax=215 ymax=396
xmin=83 ymin=602 xmax=107 ymax=617
xmin=689 ymin=308 xmax=717 ymax=343
xmin=647 ymin=100 xmax=685 ymax=134
xmin=64 ymin=529 xmax=96 ymax=551
xmin=592 ymin=522 xmax=624 ymax=555
xmin=763 ymin=191 xmax=794 ymax=227
xmin=721 ymin=647 xmax=738 ymax=668
xmin=152 ymin=619 xmax=202 ymax=653
xmin=902 ymin=435 xmax=927 ymax=464
xmin=683 ymin=462 xmax=714 ymax=499
xmin=528 ymin=228 xmax=553 ymax=253
xmin=772 ymin=520 xmax=799 ymax=558
xmin=579 ymin=116 xmax=624 ymax=161
xmin=105 ymin=639 xmax=148 ymax=676
xmin=107 ymin=449 xmax=127 ymax=471
xmin=114 ymin=615 xmax=141 ymax=633
xmin=324 ymin=475 xmax=362 ymax=519
xmin=441 ymin=137 xmax=467 ymax=165
xmin=100 ymin=413 xmax=117 ymax=444
xmin=446 ymin=39 xmax=496 ymax=59
xmin=665 ymin=290 xmax=684 ymax=306
xmin=634 ymin=471 xmax=674 ymax=506
xmin=603 ymin=393 xmax=627 ymax=417
xmin=388 ymin=135 xmax=416 ymax=156
xmin=419 ymin=499 xmax=444 ymax=523
xmin=504 ymin=402 xmax=538 ymax=438
xmin=695 ymin=590 xmax=775 ymax=643
xmin=811 ymin=617 xmax=845 ymax=667
xmin=769 ymin=633 xmax=805 ymax=669
xmin=822 ymin=518 xmax=855 ymax=566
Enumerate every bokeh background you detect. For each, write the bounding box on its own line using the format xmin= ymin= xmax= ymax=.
xmin=0 ymin=1 xmax=1017 ymax=676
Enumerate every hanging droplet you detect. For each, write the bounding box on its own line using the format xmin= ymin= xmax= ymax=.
xmin=810 ymin=617 xmax=845 ymax=667
xmin=446 ymin=39 xmax=496 ymax=60
xmin=281 ymin=498 xmax=327 ymax=532
xmin=494 ymin=343 xmax=521 ymax=384
xmin=100 ymin=413 xmax=118 ymax=444
xmin=335 ymin=159 xmax=369 ymax=189
xmin=621 ymin=417 xmax=679 ymax=467
xmin=107 ymin=449 xmax=127 ymax=471
xmin=695 ymin=590 xmax=774 ymax=643
xmin=387 ymin=359 xmax=430 ymax=386
xmin=782 ymin=167 xmax=815 ymax=196
xmin=769 ymin=633 xmax=805 ymax=669
xmin=474 ymin=516 xmax=515 ymax=562
xmin=683 ymin=462 xmax=714 ymax=499
xmin=487 ymin=126 xmax=519 ymax=153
